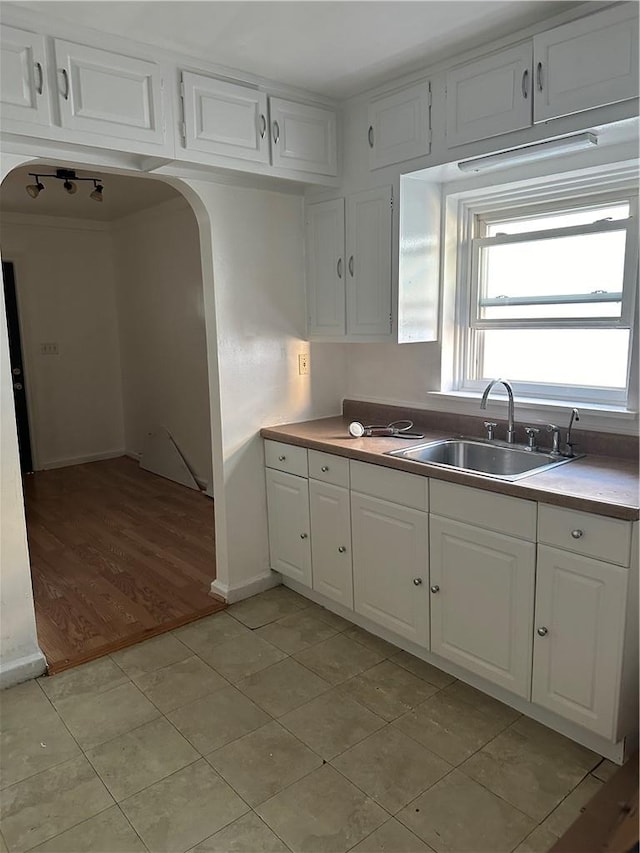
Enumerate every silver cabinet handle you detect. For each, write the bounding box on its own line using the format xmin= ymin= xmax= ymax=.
xmin=348 ymin=255 xmax=354 ymax=277
xmin=536 ymin=61 xmax=543 ymax=92
xmin=571 ymin=529 xmax=583 ymax=539
xmin=537 ymin=626 xmax=548 ymax=637
xmin=368 ymin=125 xmax=374 ymax=148
xmin=413 ymin=578 xmax=423 ymax=586
xmin=13 ymin=382 xmax=23 ymax=391
xmin=259 ymin=114 xmax=267 ymax=139
xmin=60 ymin=67 xmax=69 ymax=100
xmin=521 ymin=68 xmax=529 ymax=99
xmin=336 ymin=257 xmax=343 ymax=279
xmin=35 ymin=61 xmax=44 ymax=95
xmin=321 ymin=466 xmax=329 ymax=472
xmin=430 ymin=584 xmax=439 ymax=593
xmin=300 ymin=533 xmax=308 ymax=539
xmin=338 ymin=546 xmax=347 ymax=553
xmin=278 ymin=455 xmax=286 ymax=461
xmin=272 ymin=120 xmax=280 ymax=144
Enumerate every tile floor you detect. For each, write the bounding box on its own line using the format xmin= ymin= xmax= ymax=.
xmin=0 ymin=586 xmax=613 ymax=853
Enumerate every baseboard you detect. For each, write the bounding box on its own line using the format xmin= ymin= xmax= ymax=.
xmin=41 ymin=449 xmax=126 ymax=470
xmin=0 ymin=650 xmax=47 ymax=689
xmin=210 ymin=571 xmax=280 ymax=604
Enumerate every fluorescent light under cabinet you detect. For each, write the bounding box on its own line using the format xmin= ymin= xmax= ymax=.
xmin=458 ymin=132 xmax=599 ymax=173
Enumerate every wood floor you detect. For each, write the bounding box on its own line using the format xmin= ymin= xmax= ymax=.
xmin=24 ymin=456 xmax=224 ymax=674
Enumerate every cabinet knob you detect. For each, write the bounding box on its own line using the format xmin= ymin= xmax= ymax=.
xmin=413 ymin=577 xmax=423 ymax=585
xmin=571 ymin=529 xmax=583 ymax=539
xmin=300 ymin=533 xmax=308 ymax=539
xmin=278 ymin=455 xmax=286 ymax=461
xmin=537 ymin=626 xmax=548 ymax=637
xmin=338 ymin=546 xmax=347 ymax=553
xmin=321 ymin=466 xmax=329 ymax=472
xmin=430 ymin=584 xmax=439 ymax=593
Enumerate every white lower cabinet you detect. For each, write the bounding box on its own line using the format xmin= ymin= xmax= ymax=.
xmin=265 ymin=467 xmax=312 ymax=586
xmin=351 ymin=491 xmax=429 ymax=646
xmin=429 ymin=515 xmax=535 ymax=698
xmin=532 ymin=545 xmax=629 ymax=739
xmin=309 ymin=479 xmax=353 ymax=609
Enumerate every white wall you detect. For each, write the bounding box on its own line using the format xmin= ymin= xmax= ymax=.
xmin=182 ymin=180 xmax=346 ymax=599
xmin=0 ymin=215 xmax=125 ymax=468
xmin=112 ymin=198 xmax=213 ymax=488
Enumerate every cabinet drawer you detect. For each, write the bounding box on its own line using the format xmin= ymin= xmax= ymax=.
xmin=350 ymin=460 xmax=428 ymax=511
xmin=430 ymin=480 xmax=536 ymax=541
xmin=538 ymin=505 xmax=632 ymax=567
xmin=264 ymin=440 xmax=308 ymax=477
xmin=309 ymin=450 xmax=349 ymax=488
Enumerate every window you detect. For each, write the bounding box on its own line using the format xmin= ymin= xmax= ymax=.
xmin=454 ymin=183 xmax=638 ymax=407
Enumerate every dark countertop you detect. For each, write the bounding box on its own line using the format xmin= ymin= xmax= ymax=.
xmin=261 ymin=416 xmax=640 ymax=521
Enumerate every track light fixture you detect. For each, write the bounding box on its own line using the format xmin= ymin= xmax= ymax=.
xmin=25 ymin=169 xmax=105 ymax=202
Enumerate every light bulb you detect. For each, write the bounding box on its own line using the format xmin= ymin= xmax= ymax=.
xmin=90 ymin=184 xmax=104 ymax=202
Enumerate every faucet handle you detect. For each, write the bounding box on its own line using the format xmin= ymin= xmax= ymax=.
xmin=524 ymin=426 xmax=540 ymax=450
xmin=483 ymin=421 xmax=497 ymax=440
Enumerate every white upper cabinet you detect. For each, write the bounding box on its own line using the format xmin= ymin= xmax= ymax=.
xmin=181 ymin=72 xmax=269 ymax=163
xmin=269 ymin=97 xmax=338 ymax=176
xmin=306 ymin=198 xmax=346 ymax=338
xmin=53 ymin=39 xmax=167 ymax=147
xmin=446 ymin=43 xmax=532 ymax=147
xmin=367 ymin=80 xmax=431 ymax=169
xmin=533 ymin=4 xmax=639 ymax=123
xmin=0 ymin=25 xmax=50 ymax=126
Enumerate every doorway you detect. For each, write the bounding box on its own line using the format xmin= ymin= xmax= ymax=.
xmin=1 ymin=165 xmax=222 ymax=673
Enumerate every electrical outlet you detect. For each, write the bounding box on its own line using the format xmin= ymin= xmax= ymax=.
xmin=298 ymin=352 xmax=310 ymax=375
xmin=40 ymin=342 xmax=59 ymax=355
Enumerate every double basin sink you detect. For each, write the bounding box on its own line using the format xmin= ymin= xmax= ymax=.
xmin=387 ymin=437 xmax=582 ymax=481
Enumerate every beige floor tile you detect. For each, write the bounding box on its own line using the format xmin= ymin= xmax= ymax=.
xmin=134 ymin=655 xmax=227 ymax=713
xmin=0 ymin=681 xmax=81 ymax=790
xmin=121 ymin=759 xmax=248 ymax=853
xmin=111 ymin=633 xmax=191 ymax=678
xmin=200 ymin=633 xmax=287 ymax=683
xmin=350 ymin=818 xmax=435 ymax=852
xmin=86 ymin=717 xmax=199 ymax=801
xmin=167 ymin=685 xmax=270 ymax=754
xmin=441 ymin=680 xmax=521 ymax=727
xmin=591 ymin=758 xmax=618 ymax=782
xmin=0 ymin=831 xmax=8 ymax=853
xmin=53 ymin=682 xmax=159 ymax=750
xmin=236 ymin=658 xmax=331 ymax=717
xmin=461 ymin=716 xmax=601 ymax=821
xmin=396 ymin=769 xmax=535 ymax=853
xmin=207 ymin=720 xmax=322 ymax=806
xmin=343 ymin=626 xmax=397 ymax=658
xmin=0 ymin=756 xmax=113 ymax=853
xmin=302 ymin=603 xmax=352 ymax=632
xmin=332 ymin=727 xmax=451 ymax=814
xmin=393 ymin=688 xmax=513 ymax=766
xmin=257 ymin=764 xmax=387 ymax=853
xmin=294 ymin=634 xmax=384 ymax=685
xmin=39 ymin=658 xmax=128 ymax=704
xmin=513 ymin=825 xmax=560 ymax=853
xmin=28 ymin=806 xmax=146 ymax=852
xmin=189 ymin=813 xmax=289 ymax=852
xmin=174 ymin=612 xmax=252 ymax=655
xmin=256 ymin=610 xmax=339 ymax=654
xmin=340 ymin=660 xmax=439 ymax=722
xmin=539 ymin=775 xmax=603 ymax=837
xmin=280 ymin=688 xmax=384 ymax=760
xmin=390 ymin=651 xmax=456 ymax=689
xmin=227 ymin=587 xmax=310 ymax=629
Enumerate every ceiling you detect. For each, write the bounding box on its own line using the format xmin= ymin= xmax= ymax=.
xmin=8 ymin=1 xmax=581 ymax=98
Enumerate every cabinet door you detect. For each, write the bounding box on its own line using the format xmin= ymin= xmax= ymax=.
xmin=346 ymin=187 xmax=392 ymax=338
xmin=306 ymin=199 xmax=346 ymax=338
xmin=53 ymin=39 xmax=165 ymax=145
xmin=351 ymin=492 xmax=428 ymax=645
xmin=533 ymin=5 xmax=639 ymax=123
xmin=368 ymin=80 xmax=431 ymax=169
xmin=181 ymin=72 xmax=269 ymax=163
xmin=0 ymin=25 xmax=50 ymax=126
xmin=266 ymin=468 xmax=312 ymax=587
xmin=430 ymin=516 xmax=535 ymax=698
xmin=310 ymin=480 xmax=353 ymax=609
xmin=532 ymin=545 xmax=628 ymax=738
xmin=270 ymin=97 xmax=337 ymax=176
xmin=446 ymin=43 xmax=532 ymax=147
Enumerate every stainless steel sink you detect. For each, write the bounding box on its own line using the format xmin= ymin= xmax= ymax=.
xmin=387 ymin=438 xmax=582 ymax=481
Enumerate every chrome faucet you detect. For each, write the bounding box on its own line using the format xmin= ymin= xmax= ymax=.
xmin=480 ymin=379 xmax=516 ymax=444
xmin=564 ymin=408 xmax=580 ymax=457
